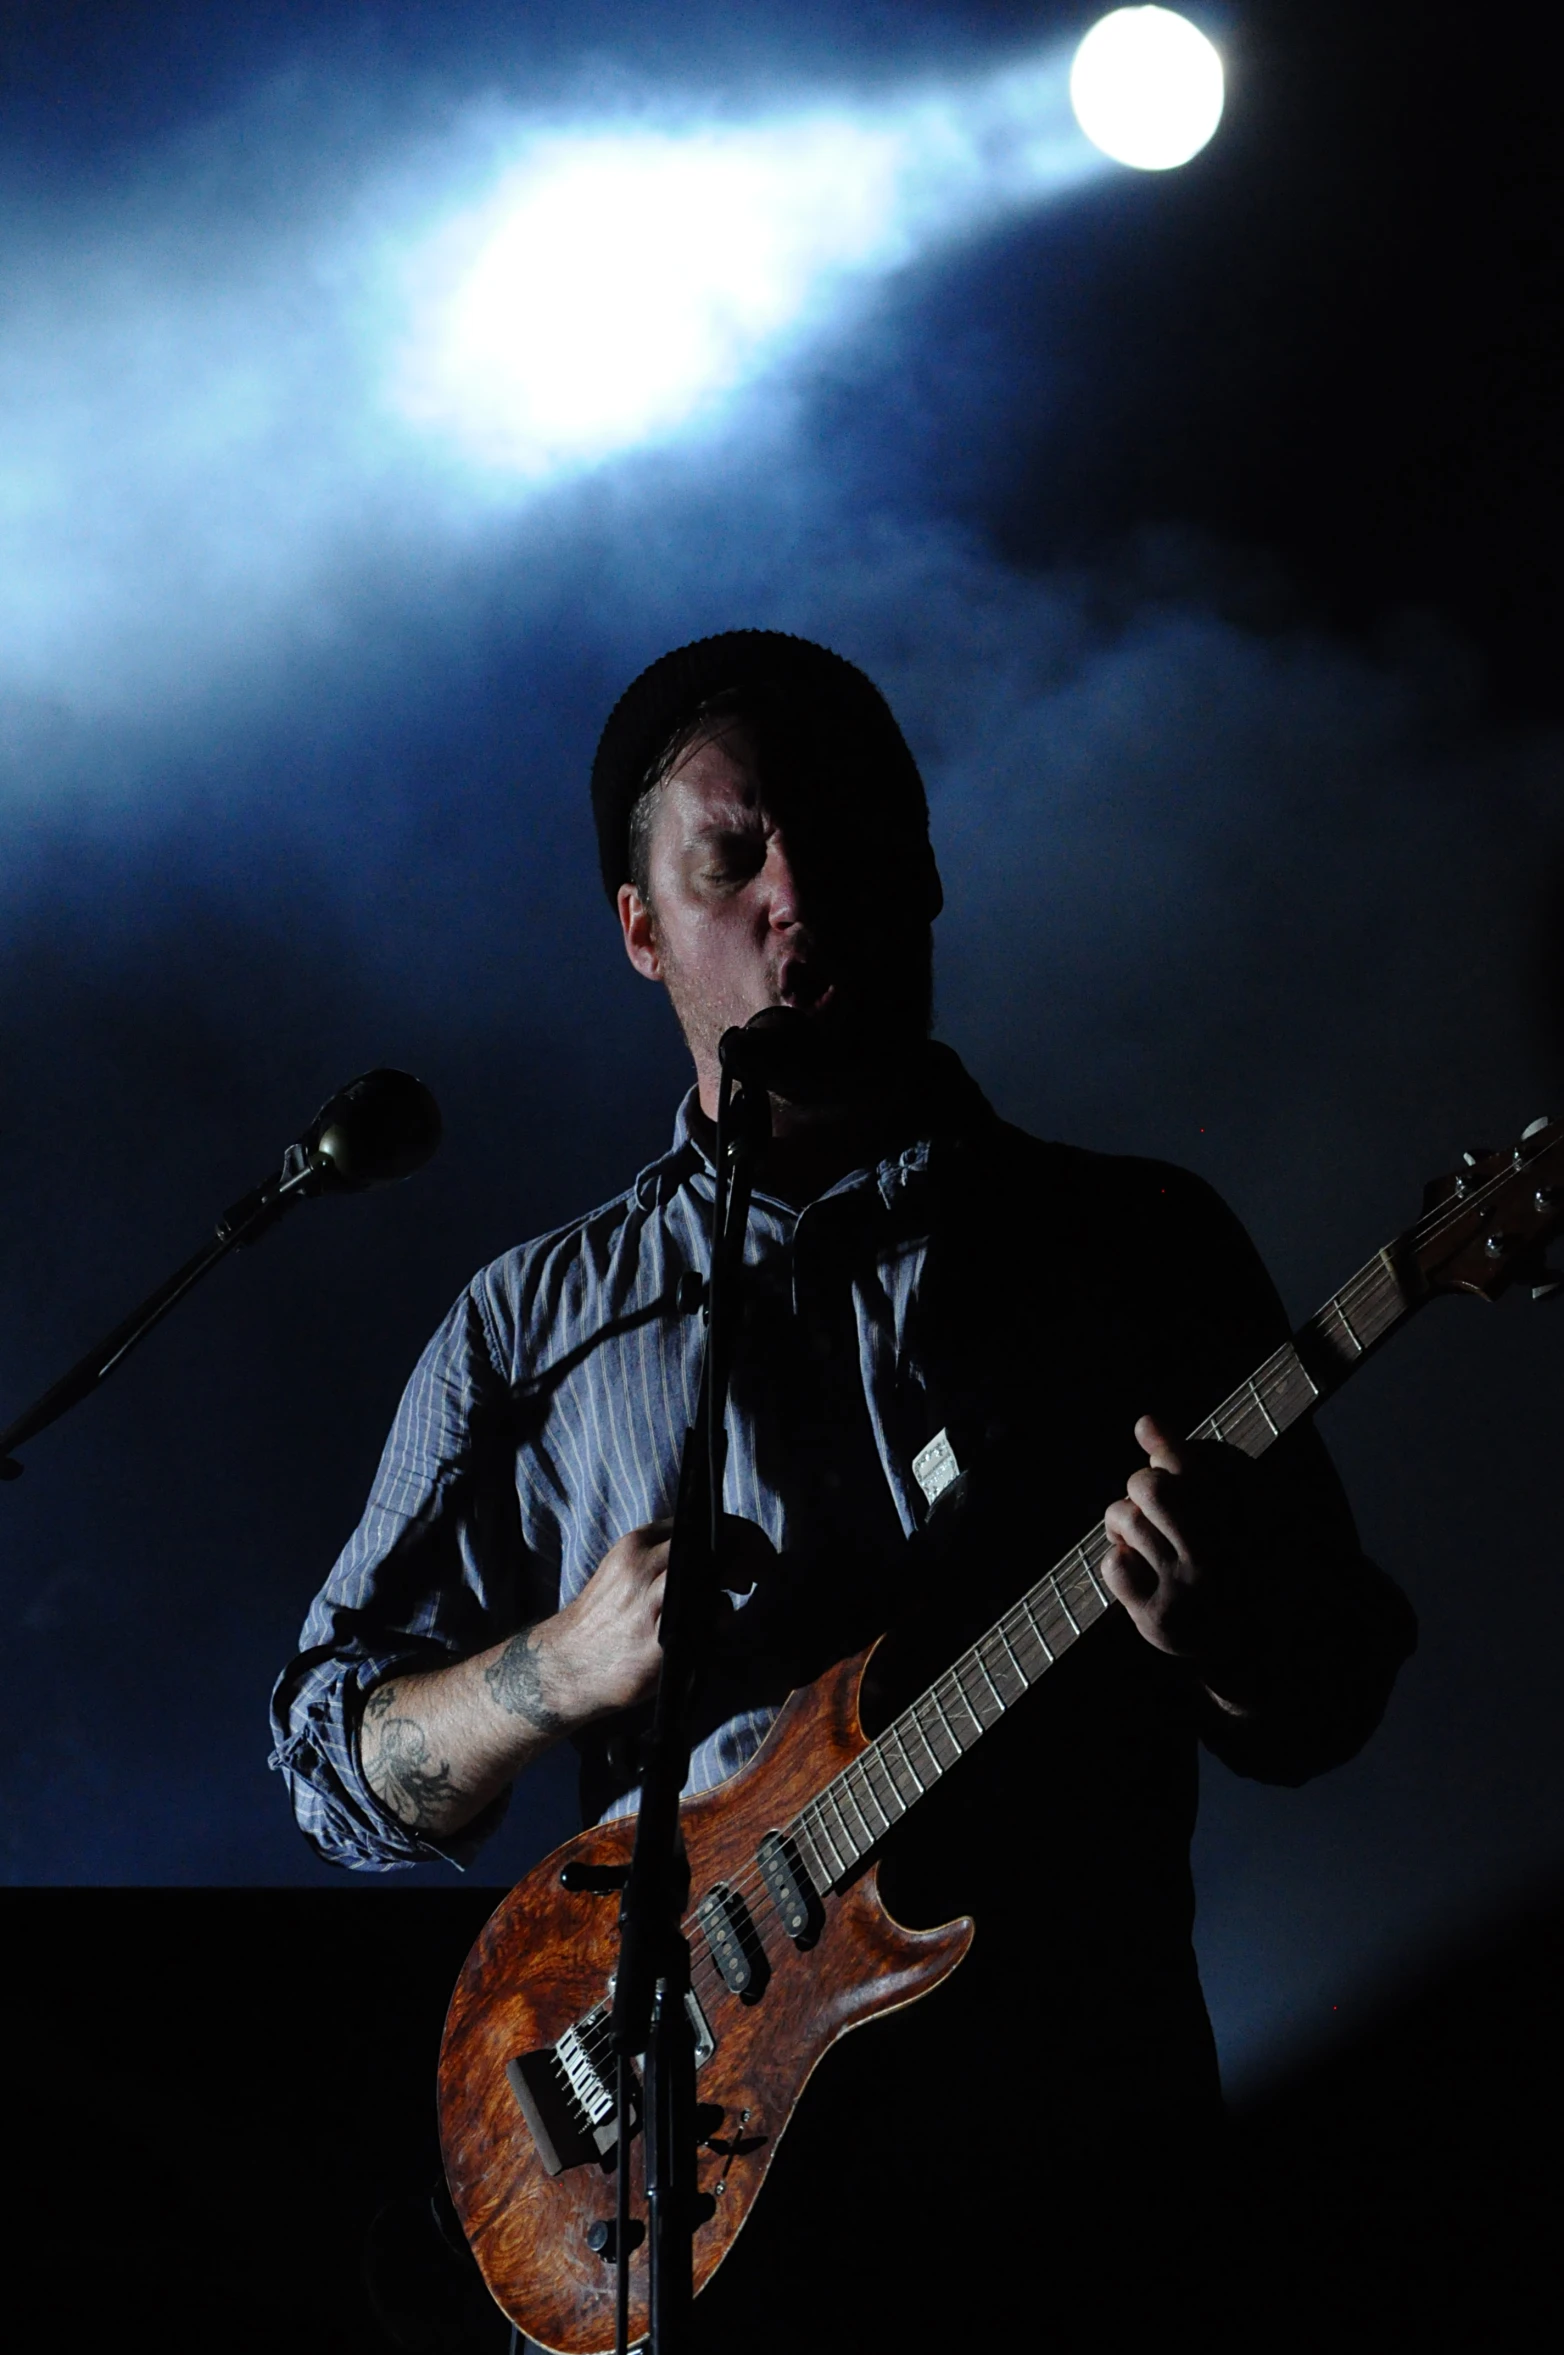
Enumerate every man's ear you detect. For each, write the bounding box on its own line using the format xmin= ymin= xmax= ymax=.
xmin=618 ymin=883 xmax=663 ymax=981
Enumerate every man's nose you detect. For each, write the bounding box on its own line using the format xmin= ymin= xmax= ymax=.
xmin=762 ymin=833 xmax=808 ymax=929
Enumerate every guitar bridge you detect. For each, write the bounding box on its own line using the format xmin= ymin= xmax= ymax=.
xmin=507 ymin=2005 xmax=627 ymax=2177
xmin=508 ymin=1992 xmax=715 ymax=2176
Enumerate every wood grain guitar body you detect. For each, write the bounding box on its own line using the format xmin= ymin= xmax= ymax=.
xmin=437 ymin=1643 xmax=973 ymax=2354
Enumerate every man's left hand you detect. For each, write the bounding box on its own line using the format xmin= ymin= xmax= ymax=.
xmin=1102 ymin=1414 xmax=1266 ymax=1700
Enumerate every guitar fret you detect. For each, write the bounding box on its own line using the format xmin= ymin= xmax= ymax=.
xmin=971 ymin=1647 xmax=1008 ymax=1712
xmin=1039 ymin=1604 xmax=1073 ymax=1658
xmin=821 ymin=1786 xmax=859 ymax=1867
xmin=1266 ymin=1345 xmax=1321 ymax=1422
xmin=861 ymin=1744 xmax=907 ymax=1823
xmin=924 ymin=1690 xmax=967 ymax=1763
xmin=807 ymin=1803 xmax=848 ymax=1881
xmin=878 ymin=1738 xmax=917 ymax=1809
xmin=841 ymin=1769 xmax=882 ymax=1846
xmin=1196 ymin=1343 xmax=1319 ymax=1462
xmin=1004 ymin=1611 xmax=1045 ymax=1678
xmin=827 ymin=1775 xmax=862 ymax=1851
xmin=993 ymin=1623 xmax=1029 ymax=1691
xmin=904 ymin=1702 xmax=947 ymax=1775
xmin=869 ymin=1757 xmax=903 ymax=1827
xmin=1058 ymin=1565 xmax=1097 ymax=1628
xmin=891 ymin=1723 xmax=929 ymax=1793
xmin=952 ymin=1664 xmax=996 ymax=1732
xmin=1367 ymin=1251 xmax=1413 ymax=1342
xmin=1018 ymin=1596 xmax=1055 ymax=1661
xmin=1297 ymin=1257 xmax=1413 ymax=1395
xmin=1239 ymin=1393 xmax=1267 ymax=1440
xmin=792 ymin=1820 xmax=831 ymax=1889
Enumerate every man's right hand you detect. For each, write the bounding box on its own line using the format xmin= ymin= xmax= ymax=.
xmin=360 ymin=1518 xmax=672 ymax=1840
xmin=490 ymin=1519 xmax=672 ymax=1731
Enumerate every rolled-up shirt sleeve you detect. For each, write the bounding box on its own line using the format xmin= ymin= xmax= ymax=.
xmin=268 ymin=1277 xmax=544 ymax=1870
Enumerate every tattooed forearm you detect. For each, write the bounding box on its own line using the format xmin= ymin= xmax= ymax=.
xmin=362 ymin=1683 xmax=467 ymax=1830
xmin=483 ymin=1625 xmax=568 ymax=1733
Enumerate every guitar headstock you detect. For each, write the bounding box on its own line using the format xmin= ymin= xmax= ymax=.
xmin=1417 ymin=1116 xmax=1564 ymax=1300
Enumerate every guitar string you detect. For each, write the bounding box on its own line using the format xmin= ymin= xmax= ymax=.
xmin=579 ymin=1146 xmax=1558 ymax=2040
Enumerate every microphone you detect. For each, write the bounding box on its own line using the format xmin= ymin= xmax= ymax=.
xmin=299 ymin=1068 xmax=444 ymax=1192
xmin=718 ymin=1008 xmax=878 ymax=1105
xmin=219 ymin=1068 xmax=443 ymax=1242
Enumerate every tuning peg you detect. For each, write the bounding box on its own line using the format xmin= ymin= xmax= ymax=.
xmin=1532 ymin=1270 xmax=1563 ymax=1303
xmin=1522 ymin=1116 xmax=1554 ymax=1141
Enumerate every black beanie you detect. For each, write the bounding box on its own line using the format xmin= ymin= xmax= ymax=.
xmin=588 ymin=629 xmax=933 ymax=905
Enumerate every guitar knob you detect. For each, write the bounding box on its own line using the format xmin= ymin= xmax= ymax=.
xmin=585 ymin=2217 xmax=645 ymax=2262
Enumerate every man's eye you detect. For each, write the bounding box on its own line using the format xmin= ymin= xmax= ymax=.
xmin=700 ymin=839 xmax=764 ymax=884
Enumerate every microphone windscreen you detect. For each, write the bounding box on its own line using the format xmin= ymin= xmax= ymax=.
xmin=718 ymin=1009 xmax=861 ymax=1105
xmin=308 ymin=1069 xmax=443 ymax=1190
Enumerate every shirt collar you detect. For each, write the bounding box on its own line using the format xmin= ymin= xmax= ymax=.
xmin=633 ymin=1045 xmax=995 ymax=1211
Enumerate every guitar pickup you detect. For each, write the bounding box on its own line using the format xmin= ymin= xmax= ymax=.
xmin=757 ymin=1831 xmax=822 ymax=1947
xmin=696 ymin=1882 xmax=770 ymax=2000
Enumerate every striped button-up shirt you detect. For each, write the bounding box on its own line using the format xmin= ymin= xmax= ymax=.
xmin=270 ymin=1068 xmax=982 ymax=1869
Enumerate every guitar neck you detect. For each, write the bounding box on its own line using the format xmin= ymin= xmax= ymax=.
xmin=783 ymin=1237 xmax=1424 ymax=1894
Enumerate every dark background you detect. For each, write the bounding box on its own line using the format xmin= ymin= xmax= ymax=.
xmin=12 ymin=1879 xmax=1564 ymax=2348
xmin=2 ymin=0 xmax=1562 ymax=2284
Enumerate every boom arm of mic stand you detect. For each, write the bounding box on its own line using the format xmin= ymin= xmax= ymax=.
xmin=0 ymin=1154 xmax=318 ymax=1480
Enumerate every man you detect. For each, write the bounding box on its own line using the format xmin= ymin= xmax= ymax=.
xmin=272 ymin=630 xmax=1414 ymax=2347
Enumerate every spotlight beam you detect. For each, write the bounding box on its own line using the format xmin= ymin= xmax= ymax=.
xmin=388 ymin=50 xmax=1108 ymax=477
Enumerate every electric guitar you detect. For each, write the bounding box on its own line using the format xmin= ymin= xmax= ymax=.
xmin=437 ymin=1119 xmax=1564 ymax=2352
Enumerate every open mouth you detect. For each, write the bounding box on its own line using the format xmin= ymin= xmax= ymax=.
xmin=776 ymin=959 xmax=837 ymax=1014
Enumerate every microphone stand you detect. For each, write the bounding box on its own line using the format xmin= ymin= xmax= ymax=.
xmin=0 ymin=1149 xmax=321 ymax=1480
xmin=1 ymin=1068 xmax=440 ymax=1482
xmin=610 ymin=1045 xmax=770 ymax=2355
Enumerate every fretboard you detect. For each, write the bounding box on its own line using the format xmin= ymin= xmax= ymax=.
xmin=783 ymin=1239 xmax=1421 ymax=1894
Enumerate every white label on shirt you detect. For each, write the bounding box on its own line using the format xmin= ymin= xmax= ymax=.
xmin=912 ymin=1427 xmax=961 ymax=1510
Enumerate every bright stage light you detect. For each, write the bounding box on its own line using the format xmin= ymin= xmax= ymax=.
xmin=393 ymin=118 xmax=908 ymax=478
xmin=1069 ymin=9 xmax=1224 ymax=171
xmin=389 ymin=54 xmax=1104 ymax=478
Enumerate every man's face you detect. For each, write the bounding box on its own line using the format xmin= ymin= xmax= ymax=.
xmin=617 ymin=716 xmax=935 ymax=1104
